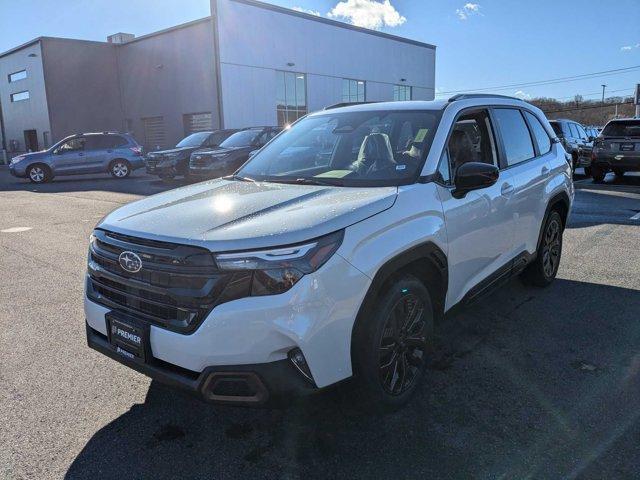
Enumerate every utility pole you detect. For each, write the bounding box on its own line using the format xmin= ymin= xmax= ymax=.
xmin=601 ymin=84 xmax=607 ymax=104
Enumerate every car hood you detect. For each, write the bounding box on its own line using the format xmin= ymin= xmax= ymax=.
xmin=15 ymin=150 xmax=48 ymax=161
xmin=147 ymin=146 xmax=198 ymax=156
xmin=98 ymin=179 xmax=397 ymax=252
xmin=195 ymin=146 xmax=249 ymax=156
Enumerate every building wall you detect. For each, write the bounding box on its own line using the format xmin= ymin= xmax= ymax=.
xmin=0 ymin=41 xmax=51 ymax=154
xmin=214 ymin=0 xmax=436 ymax=128
xmin=41 ymin=38 xmax=123 ymax=143
xmin=117 ymin=19 xmax=219 ymax=150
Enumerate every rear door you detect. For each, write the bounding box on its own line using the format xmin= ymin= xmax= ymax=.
xmin=492 ymin=108 xmax=553 ymax=256
xmin=435 ymin=108 xmax=516 ymax=308
xmin=82 ymin=136 xmax=108 ymax=173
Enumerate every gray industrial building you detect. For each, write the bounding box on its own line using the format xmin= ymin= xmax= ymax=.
xmin=0 ymin=0 xmax=436 ymax=161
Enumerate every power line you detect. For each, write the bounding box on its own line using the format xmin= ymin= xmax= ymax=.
xmin=542 ymin=100 xmax=635 ymax=114
xmin=436 ymin=65 xmax=640 ymax=95
xmin=555 ymin=88 xmax=634 ymax=100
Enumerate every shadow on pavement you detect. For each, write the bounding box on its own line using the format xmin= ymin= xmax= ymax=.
xmin=66 ymin=278 xmax=640 ymax=479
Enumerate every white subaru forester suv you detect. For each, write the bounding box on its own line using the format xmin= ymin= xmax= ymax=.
xmin=85 ymin=95 xmax=573 ymax=408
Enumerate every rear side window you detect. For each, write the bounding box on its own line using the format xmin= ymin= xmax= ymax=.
xmin=524 ymin=111 xmax=551 ymax=154
xmin=86 ymin=135 xmax=128 ymax=150
xmin=549 ymin=122 xmax=563 ymax=136
xmin=492 ymin=109 xmax=535 ymax=166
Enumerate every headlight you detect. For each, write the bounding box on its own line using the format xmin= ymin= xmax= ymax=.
xmin=10 ymin=155 xmax=25 ymax=165
xmin=214 ymin=230 xmax=344 ymax=295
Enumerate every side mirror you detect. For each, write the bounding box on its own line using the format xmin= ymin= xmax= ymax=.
xmin=452 ymin=162 xmax=499 ymax=198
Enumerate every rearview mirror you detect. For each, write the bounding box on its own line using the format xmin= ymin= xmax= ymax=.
xmin=452 ymin=162 xmax=499 ymax=198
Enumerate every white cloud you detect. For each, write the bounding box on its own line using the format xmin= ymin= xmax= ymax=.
xmin=514 ymin=90 xmax=531 ymax=100
xmin=620 ymin=43 xmax=639 ymax=52
xmin=328 ymin=0 xmax=406 ymax=30
xmin=292 ymin=6 xmax=321 ymax=16
xmin=456 ymin=3 xmax=481 ymax=20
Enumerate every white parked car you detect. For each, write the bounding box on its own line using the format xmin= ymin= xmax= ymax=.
xmin=85 ymin=95 xmax=573 ymax=408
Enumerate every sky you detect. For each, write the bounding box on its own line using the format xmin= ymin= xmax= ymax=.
xmin=1 ymin=0 xmax=638 ymax=102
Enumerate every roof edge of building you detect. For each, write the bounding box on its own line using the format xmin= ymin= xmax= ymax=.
xmin=227 ymin=0 xmax=436 ymax=50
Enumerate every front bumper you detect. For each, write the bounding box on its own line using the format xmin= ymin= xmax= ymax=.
xmin=86 ymin=323 xmax=314 ymax=405
xmin=84 ymin=252 xmax=371 ymax=401
xmin=8 ymin=164 xmax=26 ymax=177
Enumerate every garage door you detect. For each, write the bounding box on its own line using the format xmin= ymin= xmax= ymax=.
xmin=183 ymin=112 xmax=213 ymax=135
xmin=142 ymin=116 xmax=166 ymax=150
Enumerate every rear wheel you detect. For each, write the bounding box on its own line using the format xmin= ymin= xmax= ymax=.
xmin=353 ymin=274 xmax=434 ymax=410
xmin=613 ymin=168 xmax=625 ymax=178
xmin=109 ymin=159 xmax=131 ymax=178
xmin=521 ymin=210 xmax=563 ymax=287
xmin=584 ymin=166 xmax=592 ymax=177
xmin=27 ymin=164 xmax=51 ymax=184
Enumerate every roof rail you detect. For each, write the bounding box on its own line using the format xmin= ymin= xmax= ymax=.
xmin=324 ymin=101 xmax=380 ymax=110
xmin=448 ymin=93 xmax=523 ymax=102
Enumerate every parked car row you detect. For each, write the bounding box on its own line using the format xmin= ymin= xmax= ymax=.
xmin=548 ymin=119 xmax=595 ymax=175
xmin=145 ymin=127 xmax=283 ymax=181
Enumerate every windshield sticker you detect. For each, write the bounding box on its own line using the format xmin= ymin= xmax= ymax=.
xmin=414 ymin=129 xmax=429 ymax=143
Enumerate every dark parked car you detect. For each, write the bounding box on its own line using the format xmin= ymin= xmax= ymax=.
xmin=145 ymin=130 xmax=238 ymax=180
xmin=9 ymin=132 xmax=143 ymax=183
xmin=591 ymin=118 xmax=640 ymax=182
xmin=549 ymin=119 xmax=593 ymax=175
xmin=189 ymin=127 xmax=282 ymax=179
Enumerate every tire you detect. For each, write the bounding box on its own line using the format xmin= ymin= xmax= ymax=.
xmin=521 ymin=210 xmax=563 ymax=287
xmin=27 ymin=164 xmax=52 ymax=184
xmin=353 ymin=273 xmax=434 ymax=410
xmin=584 ymin=166 xmax=592 ymax=177
xmin=109 ymin=159 xmax=131 ymax=178
xmin=613 ymin=168 xmax=625 ymax=178
xmin=591 ymin=165 xmax=606 ymax=183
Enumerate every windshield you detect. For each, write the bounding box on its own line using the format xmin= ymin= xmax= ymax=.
xmin=236 ymin=110 xmax=441 ymax=186
xmin=220 ymin=130 xmax=261 ymax=148
xmin=175 ymin=132 xmax=211 ymax=148
xmin=601 ymin=120 xmax=640 ymax=138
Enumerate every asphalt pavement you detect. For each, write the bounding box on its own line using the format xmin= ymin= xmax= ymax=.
xmin=1 ymin=168 xmax=640 ymax=479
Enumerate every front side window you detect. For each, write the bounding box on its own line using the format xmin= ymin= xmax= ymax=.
xmin=277 ymin=71 xmax=307 ymax=126
xmin=8 ymin=70 xmax=27 ymax=83
xmin=237 ymin=110 xmax=441 ymax=187
xmin=524 ymin=111 xmax=551 ymax=154
xmin=445 ymin=109 xmax=497 ymax=179
xmin=492 ymin=108 xmax=535 ymax=167
xmin=57 ymin=137 xmax=86 ymax=153
xmin=10 ymin=91 xmax=29 ymax=102
xmin=342 ymin=79 xmax=365 ymax=103
xmin=393 ymin=85 xmax=412 ymax=101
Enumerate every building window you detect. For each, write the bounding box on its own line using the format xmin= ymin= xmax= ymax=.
xmin=393 ymin=85 xmax=412 ymax=101
xmin=183 ymin=112 xmax=213 ymax=135
xmin=11 ymin=91 xmax=29 ymax=102
xmin=276 ymin=71 xmax=307 ymax=126
xmin=8 ymin=70 xmax=27 ymax=83
xmin=342 ymin=79 xmax=365 ymax=103
xmin=142 ymin=116 xmax=166 ymax=150
xmin=43 ymin=131 xmax=51 ymax=149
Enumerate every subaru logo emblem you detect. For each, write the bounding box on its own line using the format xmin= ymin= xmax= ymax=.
xmin=118 ymin=251 xmax=142 ymax=273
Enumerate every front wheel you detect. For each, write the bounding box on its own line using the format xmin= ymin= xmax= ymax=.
xmin=110 ymin=160 xmax=131 ymax=178
xmin=521 ymin=210 xmax=563 ymax=287
xmin=27 ymin=164 xmax=51 ymax=183
xmin=353 ymin=274 xmax=434 ymax=410
xmin=584 ymin=166 xmax=592 ymax=177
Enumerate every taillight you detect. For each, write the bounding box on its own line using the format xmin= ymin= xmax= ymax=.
xmin=130 ymin=146 xmax=143 ymax=156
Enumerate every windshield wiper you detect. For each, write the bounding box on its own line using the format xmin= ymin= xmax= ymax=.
xmin=286 ymin=177 xmax=344 ymax=187
xmin=223 ymin=174 xmax=256 ymax=183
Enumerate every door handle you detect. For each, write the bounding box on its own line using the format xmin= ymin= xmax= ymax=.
xmin=501 ymin=183 xmax=514 ymax=196
xmin=541 ymin=166 xmax=550 ymax=176
xmin=78 ymin=152 xmax=84 ymax=156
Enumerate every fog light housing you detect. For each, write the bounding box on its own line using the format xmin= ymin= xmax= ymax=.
xmin=288 ymin=348 xmax=315 ymax=384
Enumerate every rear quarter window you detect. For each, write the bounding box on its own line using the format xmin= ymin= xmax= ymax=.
xmin=524 ymin=111 xmax=551 ymax=154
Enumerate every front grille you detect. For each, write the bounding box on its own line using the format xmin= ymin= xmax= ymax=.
xmin=190 ymin=156 xmax=212 ymax=168
xmin=87 ymin=229 xmax=251 ymax=334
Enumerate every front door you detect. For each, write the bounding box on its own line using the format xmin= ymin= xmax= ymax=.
xmin=435 ymin=108 xmax=516 ymax=309
xmin=53 ymin=137 xmax=88 ymax=174
xmin=23 ymin=130 xmax=38 ymax=152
